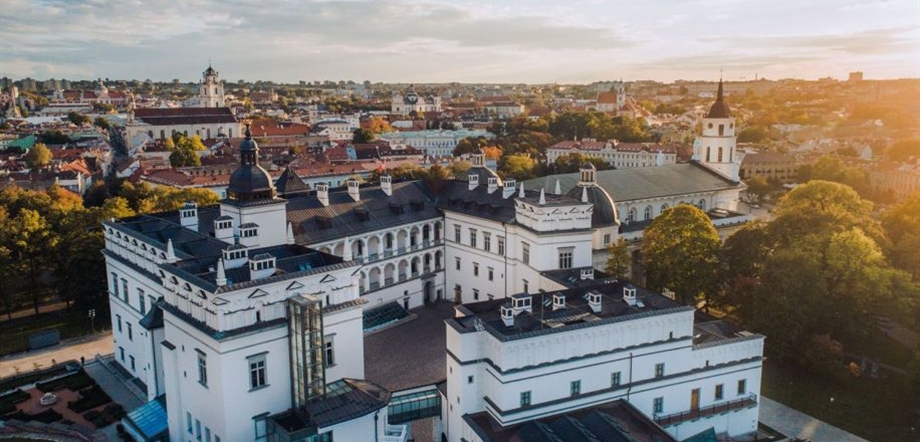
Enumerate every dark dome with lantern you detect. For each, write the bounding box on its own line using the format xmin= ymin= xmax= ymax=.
xmin=566 ymin=185 xmax=619 ymax=227
xmin=227 ymin=124 xmax=276 ymax=202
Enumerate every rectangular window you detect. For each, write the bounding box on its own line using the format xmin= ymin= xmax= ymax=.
xmin=473 ymin=289 xmax=479 ymax=300
xmin=249 ymin=354 xmax=267 ymax=390
xmin=488 ymin=267 xmax=494 ymax=281
xmin=497 ymin=236 xmax=505 ymax=255
xmin=187 ymin=412 xmax=193 ymax=434
xmin=116 ymin=315 xmax=122 ymax=332
xmin=603 ymin=233 xmax=611 ymax=245
xmin=196 ymin=419 xmax=202 ymax=441
xmin=522 ymin=242 xmax=530 ymax=265
xmin=558 ymin=248 xmax=573 ymax=269
xmin=112 ymin=272 xmax=119 ymax=296
xmin=473 ymin=263 xmax=479 ymax=277
xmin=715 ymin=384 xmax=724 ymax=400
xmin=122 ymin=279 xmax=128 ymax=302
xmin=206 ymin=428 xmax=211 ymax=442
xmin=738 ymin=379 xmax=747 ymax=395
xmin=654 ymin=363 xmax=665 ymax=378
xmin=611 ymin=371 xmax=621 ymax=386
xmin=570 ymin=380 xmax=581 ymax=396
xmin=455 ymin=257 xmax=461 ymax=271
xmin=254 ymin=415 xmax=268 ymax=440
xmin=653 ymin=397 xmax=663 ymax=414
xmin=138 ymin=289 xmax=146 ymax=315
xmin=520 ymin=391 xmax=531 ymax=407
xmin=324 ymin=336 xmax=335 ymax=367
xmin=523 ymin=280 xmax=529 ymax=294
xmin=127 ymin=323 xmax=133 ymax=341
xmin=197 ymin=352 xmax=208 ymax=387
xmin=469 ymin=229 xmax=477 ymax=248
xmin=483 ymin=232 xmax=491 ymax=251
xmin=129 ymin=355 xmax=135 ymax=371
xmin=454 ymin=225 xmax=461 ymax=242
xmin=119 ymin=346 xmax=125 ymax=362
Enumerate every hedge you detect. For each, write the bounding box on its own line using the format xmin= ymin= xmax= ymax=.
xmin=67 ymin=384 xmax=112 ymax=413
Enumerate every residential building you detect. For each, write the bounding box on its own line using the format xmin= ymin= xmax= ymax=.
xmin=739 ymin=152 xmax=797 ymax=183
xmin=379 ymin=129 xmax=495 ymax=158
xmin=547 ymin=139 xmax=681 ymax=168
xmin=392 ymin=86 xmax=442 ymax=116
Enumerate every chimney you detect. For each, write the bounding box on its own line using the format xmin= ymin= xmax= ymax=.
xmin=468 ymin=174 xmax=479 ymax=191
xmin=501 ymin=303 xmax=514 ymax=327
xmin=214 ymin=216 xmax=234 ymax=243
xmin=623 ymin=286 xmax=637 ymax=306
xmin=502 ymin=179 xmax=516 ymax=199
xmin=587 ymin=290 xmax=602 ymax=313
xmin=380 ymin=173 xmax=392 ymax=196
xmin=580 ymin=268 xmax=594 ymax=280
xmin=179 ymin=201 xmax=198 ymax=232
xmin=552 ymin=293 xmax=566 ymax=311
xmin=487 ymin=177 xmax=498 ymax=194
xmin=316 ymin=183 xmax=329 ymax=207
xmin=347 ymin=179 xmax=360 ymax=202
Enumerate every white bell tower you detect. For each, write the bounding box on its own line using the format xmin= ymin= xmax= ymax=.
xmin=695 ymin=79 xmax=740 ymax=181
xmin=199 ymin=63 xmax=225 ymax=108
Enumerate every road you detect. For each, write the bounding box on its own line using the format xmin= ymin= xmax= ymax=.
xmin=0 ymin=331 xmax=113 ymax=379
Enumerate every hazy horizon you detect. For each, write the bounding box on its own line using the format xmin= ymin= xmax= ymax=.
xmin=1 ymin=0 xmax=918 ymax=84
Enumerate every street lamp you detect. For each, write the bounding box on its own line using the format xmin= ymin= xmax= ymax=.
xmin=88 ymin=309 xmax=96 ymax=333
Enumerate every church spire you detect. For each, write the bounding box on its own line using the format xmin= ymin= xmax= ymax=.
xmin=716 ymin=77 xmax=724 ymax=103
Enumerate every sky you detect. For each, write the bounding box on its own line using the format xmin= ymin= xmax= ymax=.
xmin=1 ymin=0 xmax=918 ymax=84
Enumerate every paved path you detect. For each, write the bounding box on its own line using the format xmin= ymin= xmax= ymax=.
xmin=0 ymin=331 xmax=113 ymax=378
xmin=84 ymin=358 xmax=145 ymax=412
xmin=760 ymin=396 xmax=871 ymax=442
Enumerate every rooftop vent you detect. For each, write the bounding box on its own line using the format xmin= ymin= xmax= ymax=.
xmin=487 ymin=176 xmax=498 ymax=194
xmin=316 ymin=183 xmax=330 ymax=207
xmin=249 ymin=253 xmax=276 ymax=281
xmin=503 ymin=179 xmax=517 ymax=199
xmin=468 ymin=174 xmax=479 ymax=191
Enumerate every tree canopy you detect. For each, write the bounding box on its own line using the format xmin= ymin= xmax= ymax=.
xmin=642 ymin=204 xmax=721 ymax=305
xmin=352 ymin=128 xmax=376 ymax=144
xmin=24 ymin=142 xmax=52 ymax=169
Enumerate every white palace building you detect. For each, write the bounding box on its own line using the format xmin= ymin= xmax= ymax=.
xmin=103 ymin=84 xmax=763 ymax=442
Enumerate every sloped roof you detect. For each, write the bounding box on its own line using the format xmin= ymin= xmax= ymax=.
xmin=526 ymin=162 xmax=741 ymax=203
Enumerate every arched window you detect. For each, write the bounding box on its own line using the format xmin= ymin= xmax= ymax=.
xmin=706 ymin=147 xmax=711 ymax=162
xmin=697 ymin=199 xmax=706 ymax=210
xmin=661 ymin=203 xmax=669 ymax=214
xmin=718 ymin=147 xmax=723 ymax=162
xmin=628 ymin=208 xmax=637 ymax=222
xmin=644 ymin=206 xmax=653 ymax=220
xmin=719 ymin=124 xmax=724 ymax=136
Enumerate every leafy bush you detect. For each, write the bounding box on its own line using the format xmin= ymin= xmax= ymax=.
xmin=0 ymin=389 xmax=30 ymax=414
xmin=68 ymin=384 xmax=112 ymax=413
xmin=37 ymin=370 xmax=95 ymax=392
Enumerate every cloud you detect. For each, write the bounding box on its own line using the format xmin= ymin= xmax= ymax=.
xmin=699 ymin=26 xmax=919 ymax=55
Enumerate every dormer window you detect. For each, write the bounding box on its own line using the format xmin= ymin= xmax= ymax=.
xmin=240 ymin=225 xmax=258 ymax=238
xmin=216 ymin=220 xmax=231 ymax=230
xmin=250 ymin=258 xmax=276 ymax=271
xmin=512 ymin=296 xmax=531 ymax=310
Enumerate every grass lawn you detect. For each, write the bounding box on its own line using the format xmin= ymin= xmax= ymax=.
xmin=0 ymin=307 xmax=106 ymax=356
xmin=762 ymin=359 xmax=916 ymax=442
xmin=847 ymin=326 xmax=916 ymax=369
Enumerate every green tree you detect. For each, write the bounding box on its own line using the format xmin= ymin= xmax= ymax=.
xmin=352 ymin=128 xmax=375 ymax=144
xmin=24 ymin=142 xmax=52 ymax=169
xmin=169 ymin=145 xmax=201 ymax=167
xmin=66 ymin=112 xmax=91 ymax=126
xmin=744 ymin=176 xmax=771 ymax=203
xmin=10 ymin=209 xmax=57 ymax=314
xmin=642 ymin=205 xmax=721 ymax=305
xmin=737 ymin=126 xmax=767 ymax=143
xmin=886 ymin=139 xmax=920 ymax=162
xmin=499 ymin=154 xmax=537 ymax=181
xmin=604 ymin=239 xmax=631 ymax=278
xmin=93 ymin=116 xmax=110 ymax=130
xmin=882 ymin=191 xmax=920 ymax=279
xmin=448 ymin=160 xmax=473 ymax=178
xmin=453 ymin=136 xmax=492 ymax=157
xmin=552 ymin=152 xmax=609 ymax=173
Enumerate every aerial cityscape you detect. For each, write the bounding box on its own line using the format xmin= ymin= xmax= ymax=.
xmin=0 ymin=1 xmax=918 ymax=442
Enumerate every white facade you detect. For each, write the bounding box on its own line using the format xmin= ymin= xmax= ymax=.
xmin=197 ymin=65 xmax=226 ymax=108
xmin=379 ymin=129 xmax=494 ymax=158
xmin=693 ymin=80 xmax=741 ymax=181
xmin=391 ymin=86 xmax=442 ymax=115
xmin=445 ymin=287 xmax=764 ymax=442
xmin=547 ymin=140 xmax=679 ymax=168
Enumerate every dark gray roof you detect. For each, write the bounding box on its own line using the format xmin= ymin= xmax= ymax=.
xmin=456 ymin=165 xmax=501 ymax=184
xmin=268 ymin=379 xmax=391 ymax=433
xmin=276 ymin=167 xmax=311 ymax=195
xmin=565 ymin=185 xmax=619 ymax=227
xmin=450 ymin=280 xmax=690 ymax=342
xmin=286 ymin=181 xmax=440 ymax=243
xmin=526 ymin=162 xmax=741 ymax=203
xmin=707 ymin=80 xmax=731 ymax=118
xmin=139 ymin=302 xmax=164 ymax=330
xmin=464 ymin=399 xmax=677 ymax=442
xmin=437 ymin=179 xmax=585 ymax=226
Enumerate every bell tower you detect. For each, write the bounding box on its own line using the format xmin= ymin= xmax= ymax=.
xmin=695 ymin=79 xmax=740 ymax=181
xmin=199 ymin=63 xmax=225 ymax=108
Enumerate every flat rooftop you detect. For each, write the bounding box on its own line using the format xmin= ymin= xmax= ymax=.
xmin=451 ymin=280 xmax=692 ymax=341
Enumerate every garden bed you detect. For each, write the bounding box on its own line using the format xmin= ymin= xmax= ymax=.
xmin=36 ymin=370 xmax=95 ymax=392
xmin=84 ymin=403 xmax=126 ymax=427
xmin=3 ymin=407 xmax=64 ymax=424
xmin=67 ymin=384 xmax=112 ymax=413
xmin=0 ymin=389 xmax=31 ymax=414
